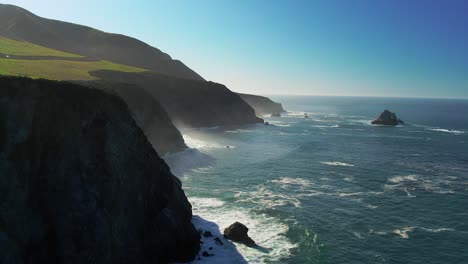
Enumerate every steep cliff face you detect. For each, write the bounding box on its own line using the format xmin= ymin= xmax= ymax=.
xmin=79 ymin=80 xmax=187 ymax=155
xmin=0 ymin=77 xmax=200 ymax=263
xmin=92 ymin=70 xmax=264 ymax=128
xmin=237 ymin=93 xmax=285 ymax=116
xmin=0 ymin=4 xmax=203 ymax=81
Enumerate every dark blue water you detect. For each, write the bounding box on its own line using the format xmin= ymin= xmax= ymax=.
xmin=166 ymin=96 xmax=468 ymax=264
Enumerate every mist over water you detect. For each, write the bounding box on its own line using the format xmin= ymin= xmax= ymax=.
xmin=165 ymin=96 xmax=468 ymax=264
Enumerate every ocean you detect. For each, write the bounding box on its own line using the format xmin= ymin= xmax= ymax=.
xmin=165 ymin=96 xmax=468 ymax=264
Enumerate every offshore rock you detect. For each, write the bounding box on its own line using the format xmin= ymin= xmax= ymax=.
xmin=223 ymin=222 xmax=256 ymax=247
xmin=371 ymin=110 xmax=404 ymax=126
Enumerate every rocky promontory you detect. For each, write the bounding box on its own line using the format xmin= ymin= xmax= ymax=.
xmin=237 ymin=93 xmax=285 ymax=116
xmin=371 ymin=110 xmax=404 ymax=126
xmin=0 ymin=76 xmax=200 ymax=263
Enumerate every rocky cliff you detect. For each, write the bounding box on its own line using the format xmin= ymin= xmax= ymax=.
xmin=92 ymin=70 xmax=264 ymax=128
xmin=79 ymin=80 xmax=187 ymax=155
xmin=0 ymin=76 xmax=200 ymax=263
xmin=237 ymin=93 xmax=285 ymax=116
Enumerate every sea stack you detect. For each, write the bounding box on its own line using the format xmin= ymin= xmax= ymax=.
xmin=371 ymin=110 xmax=404 ymax=126
xmin=223 ymin=222 xmax=256 ymax=247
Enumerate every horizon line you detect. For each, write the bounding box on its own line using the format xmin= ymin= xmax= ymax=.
xmin=248 ymin=93 xmax=468 ymax=100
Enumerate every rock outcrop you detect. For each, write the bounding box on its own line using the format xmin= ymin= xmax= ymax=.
xmin=223 ymin=222 xmax=256 ymax=247
xmin=80 ymin=80 xmax=187 ymax=155
xmin=0 ymin=76 xmax=200 ymax=263
xmin=371 ymin=110 xmax=404 ymax=126
xmin=92 ymin=70 xmax=264 ymax=128
xmin=237 ymin=93 xmax=285 ymax=116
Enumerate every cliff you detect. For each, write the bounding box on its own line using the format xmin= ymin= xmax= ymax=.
xmin=92 ymin=70 xmax=264 ymax=128
xmin=79 ymin=80 xmax=187 ymax=155
xmin=0 ymin=76 xmax=200 ymax=263
xmin=0 ymin=4 xmax=203 ymax=81
xmin=237 ymin=93 xmax=285 ymax=116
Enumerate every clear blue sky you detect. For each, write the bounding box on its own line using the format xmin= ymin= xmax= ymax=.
xmin=4 ymin=0 xmax=468 ymax=98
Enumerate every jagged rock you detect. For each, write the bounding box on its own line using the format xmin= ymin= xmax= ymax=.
xmin=223 ymin=222 xmax=256 ymax=247
xmin=371 ymin=110 xmax=404 ymax=126
xmin=0 ymin=76 xmax=200 ymax=263
xmin=271 ymin=112 xmax=281 ymax=117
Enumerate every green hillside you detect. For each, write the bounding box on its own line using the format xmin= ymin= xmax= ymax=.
xmin=0 ymin=36 xmax=81 ymax=57
xmin=0 ymin=36 xmax=147 ymax=80
xmin=0 ymin=58 xmax=147 ymax=80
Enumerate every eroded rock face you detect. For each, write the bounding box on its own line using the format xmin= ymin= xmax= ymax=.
xmin=223 ymin=222 xmax=256 ymax=247
xmin=0 ymin=76 xmax=200 ymax=263
xmin=371 ymin=110 xmax=404 ymax=126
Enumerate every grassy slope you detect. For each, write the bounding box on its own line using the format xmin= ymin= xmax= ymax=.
xmin=0 ymin=36 xmax=81 ymax=57
xmin=0 ymin=36 xmax=147 ymax=80
xmin=0 ymin=58 xmax=146 ymax=80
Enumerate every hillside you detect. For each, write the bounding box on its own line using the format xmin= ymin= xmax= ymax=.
xmin=0 ymin=58 xmax=146 ymax=80
xmin=0 ymin=4 xmax=267 ymax=130
xmin=0 ymin=36 xmax=81 ymax=57
xmin=0 ymin=4 xmax=202 ymax=80
xmin=0 ymin=76 xmax=200 ymax=263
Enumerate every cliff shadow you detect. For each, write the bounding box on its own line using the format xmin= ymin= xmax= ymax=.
xmin=185 ymin=216 xmax=248 ymax=264
xmin=163 ymin=148 xmax=216 ymax=176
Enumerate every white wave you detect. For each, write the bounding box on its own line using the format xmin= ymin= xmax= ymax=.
xmin=284 ymin=111 xmax=309 ymax=117
xmin=403 ymin=187 xmax=416 ymax=198
xmin=428 ymin=128 xmax=466 ymax=134
xmin=312 ymin=125 xmax=339 ymax=128
xmin=272 ymin=123 xmax=291 ymax=127
xmin=371 ymin=226 xmax=456 ymax=239
xmin=235 ymin=187 xmax=303 ymax=208
xmin=420 ymin=227 xmax=455 ymax=233
xmin=350 ymin=119 xmax=374 ymax=126
xmin=388 ymin=175 xmax=419 ymax=183
xmin=188 ymin=197 xmax=297 ymax=264
xmin=183 ymin=134 xmax=223 ymax=149
xmin=320 ymin=161 xmax=355 ymax=167
xmin=385 ymin=175 xmax=455 ymax=196
xmin=393 ymin=227 xmax=416 ymax=239
xmin=352 ymin=232 xmax=365 ymax=239
xmin=343 ymin=176 xmax=354 ymax=182
xmin=336 ymin=191 xmax=383 ymax=197
xmin=270 ymin=177 xmax=314 ymax=187
xmin=225 ymin=129 xmax=256 ymax=133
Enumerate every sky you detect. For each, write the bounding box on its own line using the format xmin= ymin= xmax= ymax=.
xmin=3 ymin=0 xmax=468 ymax=98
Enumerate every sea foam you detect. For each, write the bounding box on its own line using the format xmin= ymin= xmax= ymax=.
xmin=188 ymin=197 xmax=297 ymax=264
xmin=428 ymin=128 xmax=466 ymax=134
xmin=320 ymin=161 xmax=355 ymax=167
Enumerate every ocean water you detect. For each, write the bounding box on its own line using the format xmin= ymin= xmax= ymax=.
xmin=165 ymin=96 xmax=468 ymax=264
